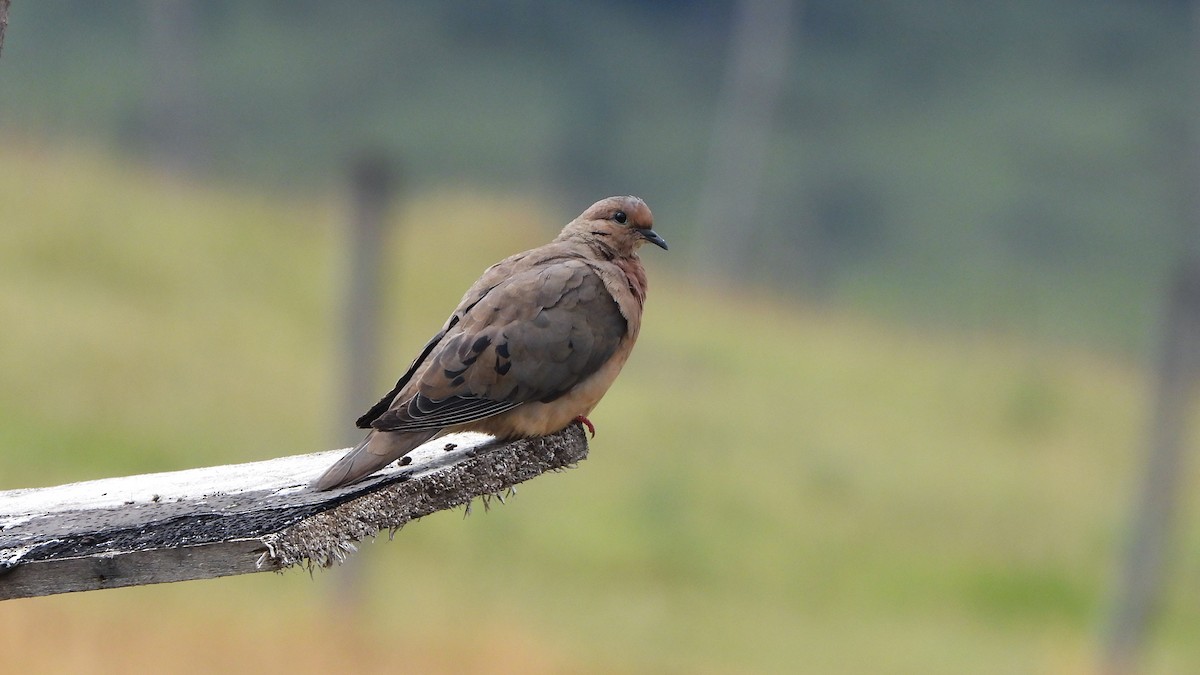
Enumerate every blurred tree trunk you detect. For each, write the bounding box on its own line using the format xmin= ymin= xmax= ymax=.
xmin=694 ymin=0 xmax=797 ymax=279
xmin=1099 ymin=6 xmax=1200 ymax=671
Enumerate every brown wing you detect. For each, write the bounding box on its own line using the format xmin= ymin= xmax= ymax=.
xmin=369 ymin=259 xmax=627 ymax=432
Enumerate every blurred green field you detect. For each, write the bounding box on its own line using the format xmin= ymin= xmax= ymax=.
xmin=2 ymin=139 xmax=1200 ymax=674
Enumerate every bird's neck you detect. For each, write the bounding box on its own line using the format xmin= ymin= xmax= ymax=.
xmin=613 ymin=255 xmax=649 ymax=307
xmin=580 ymin=235 xmax=619 ymax=262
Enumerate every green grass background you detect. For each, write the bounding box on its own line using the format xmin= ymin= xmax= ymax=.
xmin=2 ymin=139 xmax=1200 ymax=673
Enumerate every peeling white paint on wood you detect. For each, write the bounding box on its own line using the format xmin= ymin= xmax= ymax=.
xmin=0 ymin=432 xmax=495 ymax=517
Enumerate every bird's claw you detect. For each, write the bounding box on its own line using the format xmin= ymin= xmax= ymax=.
xmin=574 ymin=415 xmax=596 ymax=438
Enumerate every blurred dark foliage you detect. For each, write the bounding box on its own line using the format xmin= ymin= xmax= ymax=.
xmin=1 ymin=0 xmax=1194 ymax=350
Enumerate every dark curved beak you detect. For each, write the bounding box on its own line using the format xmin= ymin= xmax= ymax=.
xmin=640 ymin=229 xmax=668 ymax=250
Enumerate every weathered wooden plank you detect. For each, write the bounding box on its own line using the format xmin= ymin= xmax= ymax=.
xmin=0 ymin=425 xmax=588 ymax=600
xmin=0 ymin=540 xmax=275 ymax=599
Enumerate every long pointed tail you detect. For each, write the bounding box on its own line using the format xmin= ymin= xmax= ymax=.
xmin=312 ymin=429 xmax=438 ymax=491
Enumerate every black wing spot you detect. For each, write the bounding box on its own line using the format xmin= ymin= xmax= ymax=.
xmin=451 ymin=376 xmax=466 ymax=387
xmin=495 ymin=359 xmax=512 ymax=375
xmin=496 ymin=343 xmax=510 ymax=358
xmin=444 ymin=367 xmax=467 ymax=380
xmin=471 ymin=335 xmax=492 ymax=353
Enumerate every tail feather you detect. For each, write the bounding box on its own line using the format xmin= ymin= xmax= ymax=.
xmin=312 ymin=429 xmax=438 ymax=491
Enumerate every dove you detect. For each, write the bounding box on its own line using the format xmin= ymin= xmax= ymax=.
xmin=313 ymin=196 xmax=666 ymax=490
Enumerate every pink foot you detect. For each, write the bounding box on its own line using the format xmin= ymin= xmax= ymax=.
xmin=574 ymin=415 xmax=596 ymax=438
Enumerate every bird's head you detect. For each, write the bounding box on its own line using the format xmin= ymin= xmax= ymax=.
xmin=561 ymin=196 xmax=668 ymax=256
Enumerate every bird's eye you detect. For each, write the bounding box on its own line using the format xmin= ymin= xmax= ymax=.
xmin=613 ymin=211 xmax=627 ymax=224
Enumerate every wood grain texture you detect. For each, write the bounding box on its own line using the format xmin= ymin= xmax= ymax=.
xmin=0 ymin=425 xmax=587 ymax=600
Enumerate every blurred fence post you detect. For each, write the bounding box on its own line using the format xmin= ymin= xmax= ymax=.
xmin=1099 ymin=7 xmax=1200 ymax=672
xmin=693 ymin=0 xmax=797 ymax=279
xmin=340 ymin=154 xmax=397 ymax=446
xmin=334 ymin=153 xmax=398 ymax=605
xmin=141 ymin=0 xmax=205 ymax=170
xmin=0 ymin=0 xmax=11 ymax=58
xmin=1100 ymin=262 xmax=1200 ymax=674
